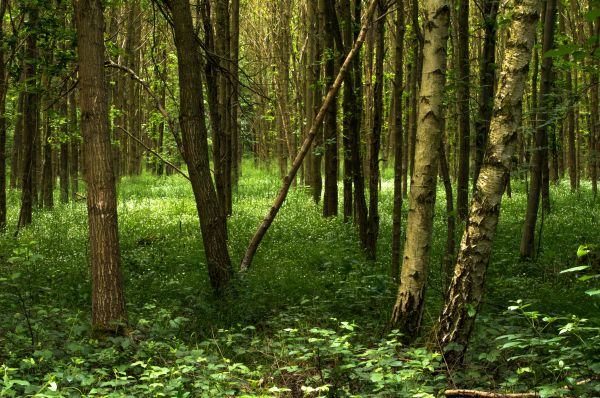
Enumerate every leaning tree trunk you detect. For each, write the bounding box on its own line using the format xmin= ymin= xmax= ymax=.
xmin=435 ymin=0 xmax=540 ymax=366
xmin=74 ymin=0 xmax=128 ymax=332
xmin=520 ymin=0 xmax=556 ymax=259
xmin=166 ymin=0 xmax=233 ymax=294
xmin=390 ymin=0 xmax=450 ymax=338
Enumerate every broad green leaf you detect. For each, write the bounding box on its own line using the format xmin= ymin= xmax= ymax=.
xmin=560 ymin=265 xmax=589 ymax=273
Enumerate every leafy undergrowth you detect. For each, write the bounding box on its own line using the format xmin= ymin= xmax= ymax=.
xmin=1 ymin=166 xmax=599 ymax=397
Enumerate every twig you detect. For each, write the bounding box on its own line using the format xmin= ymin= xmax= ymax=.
xmin=444 ymin=390 xmax=539 ymax=398
xmin=104 ymin=60 xmax=182 ymax=153
xmin=117 ymin=126 xmax=190 ymax=181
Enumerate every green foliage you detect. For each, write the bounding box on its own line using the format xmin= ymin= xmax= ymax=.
xmin=2 ymin=167 xmax=600 ymax=396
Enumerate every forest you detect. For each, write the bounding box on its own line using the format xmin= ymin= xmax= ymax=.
xmin=0 ymin=0 xmax=599 ymax=396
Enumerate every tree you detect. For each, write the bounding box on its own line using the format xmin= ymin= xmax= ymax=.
xmin=321 ymin=0 xmax=338 ymax=218
xmin=365 ymin=0 xmax=385 ymax=259
xmin=455 ymin=0 xmax=471 ymax=221
xmin=163 ymin=0 xmax=233 ymax=294
xmin=435 ymin=0 xmax=540 ymax=364
xmin=0 ymin=0 xmax=7 ymax=229
xmin=17 ymin=4 xmax=39 ymax=228
xmin=390 ymin=0 xmax=405 ymax=280
xmin=390 ymin=0 xmax=450 ymax=337
xmin=74 ymin=0 xmax=128 ymax=332
xmin=520 ymin=0 xmax=557 ymax=259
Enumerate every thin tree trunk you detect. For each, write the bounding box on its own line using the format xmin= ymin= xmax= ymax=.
xmin=391 ymin=0 xmax=405 ymax=281
xmin=456 ymin=0 xmax=471 ymax=220
xmin=390 ymin=0 xmax=449 ymax=338
xmin=18 ymin=5 xmax=39 ymax=228
xmin=520 ymin=0 xmax=556 ymax=259
xmin=59 ymin=99 xmax=69 ymax=203
xmin=435 ymin=0 xmax=539 ymax=365
xmin=0 ymin=0 xmax=7 ymax=228
xmin=74 ymin=0 xmax=127 ymax=332
xmin=365 ymin=1 xmax=385 ymax=259
xmin=322 ymin=0 xmax=338 ymax=218
xmin=473 ymin=0 xmax=499 ymax=187
xmin=69 ymin=90 xmax=79 ymax=200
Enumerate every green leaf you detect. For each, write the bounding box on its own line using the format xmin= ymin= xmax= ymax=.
xmin=585 ymin=289 xmax=600 ymax=296
xmin=560 ymin=265 xmax=590 ymax=273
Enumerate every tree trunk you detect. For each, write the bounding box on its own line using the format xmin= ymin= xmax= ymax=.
xmin=520 ymin=0 xmax=556 ymax=259
xmin=390 ymin=0 xmax=449 ymax=338
xmin=41 ymin=109 xmax=53 ymax=209
xmin=231 ymin=0 xmax=240 ymax=187
xmin=10 ymin=90 xmax=23 ymax=190
xmin=365 ymin=1 xmax=385 ymax=259
xmin=391 ymin=0 xmax=405 ymax=281
xmin=322 ymin=0 xmax=338 ymax=218
xmin=74 ymin=0 xmax=127 ymax=332
xmin=166 ymin=0 xmax=233 ymax=294
xmin=473 ymin=0 xmax=499 ymax=187
xmin=59 ymin=99 xmax=69 ymax=203
xmin=0 ymin=0 xmax=7 ymax=228
xmin=435 ymin=0 xmax=539 ymax=365
xmin=455 ymin=0 xmax=471 ymax=220
xmin=69 ymin=91 xmax=79 ymax=200
xmin=18 ymin=5 xmax=39 ymax=228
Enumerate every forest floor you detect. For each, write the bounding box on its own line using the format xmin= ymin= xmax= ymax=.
xmin=1 ymin=165 xmax=599 ymax=397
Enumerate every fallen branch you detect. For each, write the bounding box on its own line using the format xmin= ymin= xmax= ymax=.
xmin=444 ymin=390 xmax=539 ymax=398
xmin=117 ymin=126 xmax=190 ymax=181
xmin=239 ymin=0 xmax=380 ymax=272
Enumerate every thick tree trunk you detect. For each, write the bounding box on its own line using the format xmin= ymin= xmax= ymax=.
xmin=390 ymin=0 xmax=449 ymax=337
xmin=455 ymin=0 xmax=471 ymax=220
xmin=365 ymin=1 xmax=385 ymax=259
xmin=167 ymin=0 xmax=233 ymax=294
xmin=473 ymin=0 xmax=499 ymax=187
xmin=520 ymin=0 xmax=556 ymax=259
xmin=391 ymin=0 xmax=405 ymax=281
xmin=435 ymin=0 xmax=539 ymax=365
xmin=74 ymin=0 xmax=127 ymax=332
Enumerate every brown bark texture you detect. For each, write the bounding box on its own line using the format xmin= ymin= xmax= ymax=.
xmin=74 ymin=0 xmax=128 ymax=331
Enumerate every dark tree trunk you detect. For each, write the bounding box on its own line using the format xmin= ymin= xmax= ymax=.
xmin=10 ymin=90 xmax=23 ymax=190
xmin=391 ymin=0 xmax=405 ymax=281
xmin=520 ymin=0 xmax=556 ymax=259
xmin=41 ymin=110 xmax=53 ymax=208
xmin=455 ymin=0 xmax=470 ymax=221
xmin=166 ymin=0 xmax=233 ymax=294
xmin=69 ymin=91 xmax=79 ymax=200
xmin=74 ymin=0 xmax=127 ymax=332
xmin=365 ymin=1 xmax=385 ymax=260
xmin=59 ymin=100 xmax=69 ymax=203
xmin=18 ymin=5 xmax=39 ymax=228
xmin=473 ymin=0 xmax=499 ymax=187
xmin=0 ymin=0 xmax=7 ymax=228
xmin=322 ymin=0 xmax=338 ymax=218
